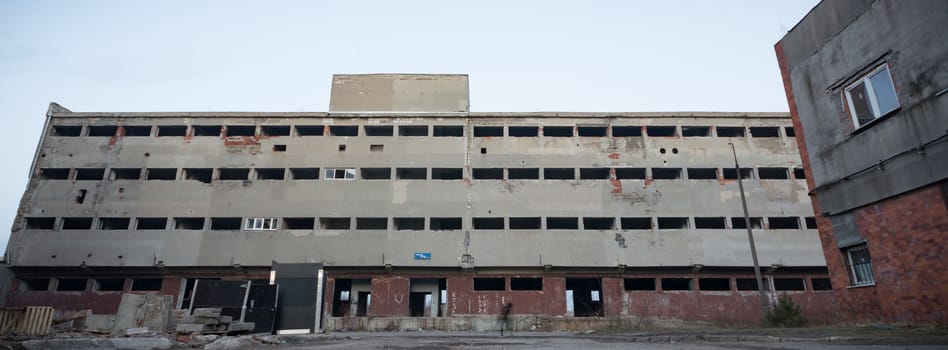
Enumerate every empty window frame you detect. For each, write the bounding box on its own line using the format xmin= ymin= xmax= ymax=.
xmin=21 ymin=278 xmax=50 ymax=291
xmin=508 ymin=126 xmax=538 ymax=137
xmin=39 ymin=168 xmax=70 ymax=180
xmin=624 ymin=278 xmax=656 ymax=291
xmin=95 ymin=278 xmax=125 ymax=291
xmin=651 ymin=168 xmax=682 ymax=180
xmin=429 ymin=217 xmax=462 ymax=231
xmin=731 ymin=217 xmax=763 ymax=229
xmin=722 ymin=168 xmax=754 ymax=180
xmin=472 ymin=168 xmax=503 ymax=180
xmin=283 ymin=217 xmax=315 ymax=230
xmin=51 ymin=125 xmax=82 ymax=136
xmin=88 ymin=125 xmax=119 ymax=137
xmin=398 ymin=125 xmax=428 ymax=136
xmin=793 ymin=168 xmax=806 ymax=179
xmin=611 ymin=126 xmax=642 ymax=137
xmin=768 ymin=217 xmax=800 ymax=229
xmin=98 ymin=217 xmax=130 ymax=230
xmin=509 ymin=217 xmax=541 ymax=230
xmin=259 ymin=125 xmax=291 ymax=136
xmin=394 ymin=218 xmax=425 ymax=231
xmin=75 ymin=168 xmax=105 ymax=181
xmin=111 ymin=168 xmax=141 ymax=180
xmin=62 ymin=217 xmax=93 ymax=230
xmin=218 ymin=168 xmax=250 ymax=180
xmin=431 ymin=168 xmax=463 ymax=180
xmin=758 ymin=167 xmax=789 ymax=179
xmin=192 ymin=125 xmax=222 ymax=136
xmin=473 ymin=217 xmax=504 ymax=230
xmin=396 ymin=168 xmax=427 ymax=180
xmin=364 ymin=125 xmax=394 ymax=136
xmin=546 ymin=217 xmax=578 ymax=230
xmin=577 ymin=126 xmax=607 ymax=137
xmin=25 ymin=217 xmax=55 ymax=230
xmin=184 ymin=168 xmax=213 ymax=183
xmin=122 ymin=125 xmax=152 ymax=136
xmin=657 ymin=217 xmax=689 ymax=229
xmin=360 ymin=168 xmax=391 ymax=180
xmin=687 ymin=168 xmax=718 ymax=180
xmin=173 ymin=217 xmax=205 ymax=230
xmin=646 ymin=126 xmax=677 ymax=137
xmin=57 ymin=278 xmax=88 ymax=291
xmin=473 ymin=126 xmax=503 ymax=137
xmin=295 ymin=125 xmax=324 ymax=136
xmin=130 ymin=278 xmax=162 ymax=291
xmin=544 ymin=168 xmax=575 ymax=180
xmin=325 ymin=168 xmax=356 ymax=180
xmin=773 ymin=278 xmax=806 ymax=291
xmin=811 ymin=278 xmax=832 ymax=291
xmin=356 ymin=218 xmax=388 ymax=230
xmin=736 ymin=278 xmax=769 ymax=291
xmin=661 ymin=278 xmax=693 ymax=291
xmin=716 ymin=126 xmax=745 ymax=137
xmin=473 ymin=278 xmax=505 ymax=291
xmin=329 ymin=125 xmax=358 ymax=136
xmin=156 ymin=125 xmax=187 ymax=136
xmin=511 ymin=278 xmax=543 ymax=291
xmin=749 ymin=127 xmax=780 ymax=138
xmin=225 ymin=125 xmax=255 ymax=137
xmin=694 ymin=217 xmax=726 ymax=229
xmin=583 ymin=217 xmax=615 ymax=230
xmin=845 ymin=64 xmax=900 ymax=128
xmin=289 ymin=168 xmax=319 ymax=180
xmin=146 ymin=168 xmax=177 ymax=180
xmin=579 ymin=168 xmax=610 ymax=180
xmin=245 ymin=217 xmax=279 ymax=231
xmin=804 ymin=217 xmax=817 ymax=229
xmin=210 ymin=217 xmax=242 ymax=230
xmin=433 ymin=125 xmax=463 ymax=137
xmin=615 ymin=168 xmax=646 ymax=180
xmin=784 ymin=126 xmax=796 ymax=137
xmin=321 ymin=218 xmax=351 ymax=230
xmin=255 ymin=168 xmax=285 ymax=180
xmin=543 ymin=126 xmax=573 ymax=137
xmin=621 ymin=217 xmax=652 ymax=230
xmin=681 ymin=126 xmax=711 ymax=137
xmin=508 ymin=168 xmax=539 ymax=179
xmin=136 ymin=218 xmax=168 ymax=230
xmin=698 ymin=278 xmax=731 ymax=291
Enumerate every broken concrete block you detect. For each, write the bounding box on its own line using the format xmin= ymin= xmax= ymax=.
xmin=176 ymin=323 xmax=207 ymax=334
xmin=191 ymin=308 xmax=222 ymax=318
xmin=219 ymin=315 xmax=233 ymax=324
xmin=123 ymin=327 xmax=151 ymax=336
xmin=190 ymin=316 xmax=220 ymax=325
xmin=226 ymin=322 xmax=255 ymax=332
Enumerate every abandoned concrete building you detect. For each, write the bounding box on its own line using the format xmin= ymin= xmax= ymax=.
xmin=4 ymin=74 xmax=838 ymax=332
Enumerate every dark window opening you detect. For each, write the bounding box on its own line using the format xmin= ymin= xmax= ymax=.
xmin=624 ymin=278 xmax=656 ymax=291
xmin=544 ymin=168 xmax=574 ymax=180
xmin=811 ymin=278 xmax=832 ymax=291
xmin=511 ymin=278 xmax=543 ymax=291
xmin=657 ymin=217 xmax=689 ymax=229
xmin=218 ymin=168 xmax=250 ymax=180
xmin=793 ymin=168 xmax=806 ymax=179
xmin=260 ymin=125 xmax=290 ymax=136
xmin=136 ymin=218 xmax=167 ymax=230
xmin=736 ymin=278 xmax=768 ymax=291
xmin=758 ymin=167 xmax=789 ymax=179
xmin=98 ymin=217 xmax=130 ymax=230
xmin=62 ymin=217 xmax=93 ymax=230
xmin=646 ymin=126 xmax=676 ymax=137
xmin=364 ymin=125 xmax=393 ymax=136
xmin=615 ymin=168 xmax=646 ymax=180
xmin=75 ymin=168 xmax=105 ymax=181
xmin=805 ymin=217 xmax=817 ymax=229
xmin=612 ymin=126 xmax=642 ymax=137
xmin=130 ymin=278 xmax=162 ymax=291
xmin=480 ymin=147 xmax=487 ymax=154
xmin=509 ymin=217 xmax=541 ymax=230
xmin=716 ymin=126 xmax=745 ymax=137
xmin=473 ymin=126 xmax=503 ymax=137
xmin=769 ymin=217 xmax=800 ymax=229
xmin=472 ymin=168 xmax=503 ymax=180
xmin=398 ymin=125 xmax=428 ymax=136
xmin=289 ymin=168 xmax=319 ymax=180
xmin=40 ymin=168 xmax=70 ymax=180
xmin=157 ymin=125 xmax=187 ymax=136
xmin=694 ymin=217 xmax=726 ymax=229
xmin=356 ymin=218 xmax=387 ymax=230
xmin=321 ymin=218 xmax=351 ymax=230
xmin=473 ymin=217 xmax=504 ymax=230
xmin=394 ymin=218 xmax=425 ymax=231
xmin=722 ymin=168 xmax=754 ymax=180
xmin=433 ymin=125 xmax=463 ymax=137
xmin=508 ymin=126 xmax=538 ymax=137
xmin=361 ymin=168 xmax=391 ymax=180
xmin=687 ymin=168 xmax=718 ymax=180
xmin=210 ymin=217 xmax=241 ymax=231
xmin=95 ymin=278 xmax=125 ymax=291
xmin=579 ymin=168 xmax=610 ymax=180
xmin=731 ymin=217 xmax=763 ymax=229
xmin=784 ymin=126 xmax=796 ymax=137
xmin=473 ymin=278 xmax=505 ymax=291
xmin=88 ymin=125 xmax=118 ymax=137
xmin=369 ymin=144 xmax=383 ymax=152
xmin=329 ymin=125 xmax=358 ymax=136
xmin=430 ymin=217 xmax=462 ymax=231
xmin=173 ymin=217 xmax=204 ymax=230
xmin=184 ymin=168 xmax=212 ymax=183
xmin=57 ymin=278 xmax=87 ymax=291
xmin=122 ymin=125 xmax=151 ymax=136
xmin=577 ymin=126 xmax=607 ymax=137
xmin=621 ymin=217 xmax=652 ymax=230
xmin=337 ymin=144 xmax=346 ymax=152
xmin=272 ymin=144 xmax=287 ymax=152
xmin=76 ymin=189 xmax=86 ymax=204
xmin=25 ymin=217 xmax=55 ymax=230
xmin=146 ymin=168 xmax=176 ymax=180
xmin=651 ymin=168 xmax=682 ymax=180
xmin=192 ymin=125 xmax=222 ymax=136
xmin=583 ymin=217 xmax=615 ymax=230
xmin=774 ymin=278 xmax=806 ymax=291
xmin=661 ymin=278 xmax=692 ymax=291
xmin=543 ymin=126 xmax=573 ymax=137
xmin=283 ymin=217 xmax=315 ymax=230
xmin=295 ymin=125 xmax=324 ymax=136
xmin=750 ymin=127 xmax=780 ymax=138
xmin=681 ymin=126 xmax=711 ymax=137
xmin=225 ymin=125 xmax=255 ymax=137
xmin=22 ymin=278 xmax=50 ymax=291
xmin=547 ymin=217 xmax=578 ymax=230
xmin=111 ymin=168 xmax=141 ymax=180
xmin=698 ymin=278 xmax=730 ymax=291
xmin=52 ymin=125 xmax=82 ymax=136
xmin=431 ymin=168 xmax=463 ymax=180
xmin=396 ymin=168 xmax=426 ymax=180
xmin=566 ymin=278 xmax=603 ymax=317
xmin=256 ymin=168 xmax=285 ymax=180
xmin=508 ymin=168 xmax=539 ymax=179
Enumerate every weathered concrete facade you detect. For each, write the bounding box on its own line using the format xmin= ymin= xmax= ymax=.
xmin=776 ymin=0 xmax=948 ymax=324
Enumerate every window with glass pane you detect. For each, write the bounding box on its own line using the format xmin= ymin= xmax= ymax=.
xmin=325 ymin=168 xmax=356 ymax=180
xmin=246 ymin=218 xmax=278 ymax=231
xmin=845 ymin=244 xmax=875 ymax=286
xmin=844 ymin=64 xmax=899 ymax=128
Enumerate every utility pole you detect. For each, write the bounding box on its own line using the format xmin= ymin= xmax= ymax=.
xmin=729 ymin=142 xmax=769 ymax=325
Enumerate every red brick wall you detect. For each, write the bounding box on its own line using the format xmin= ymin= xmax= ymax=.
xmin=367 ymin=276 xmax=410 ymax=316
xmin=445 ymin=276 xmax=566 ymax=316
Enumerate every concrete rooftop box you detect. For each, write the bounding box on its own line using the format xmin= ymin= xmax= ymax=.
xmin=329 ymin=74 xmax=470 ymax=113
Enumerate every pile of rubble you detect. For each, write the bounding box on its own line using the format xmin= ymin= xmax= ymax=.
xmin=175 ymin=308 xmax=254 ymax=335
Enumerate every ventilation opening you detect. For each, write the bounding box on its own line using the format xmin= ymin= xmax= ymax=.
xmin=431 ymin=168 xmax=462 ymax=180
xmin=661 ymin=278 xmax=692 ymax=291
xmin=174 ymin=217 xmax=204 ymax=230
xmin=583 ymin=217 xmax=615 ymax=230
xmin=480 ymin=148 xmax=487 ymax=154
xmin=508 ymin=168 xmax=539 ymax=179
xmin=146 ymin=168 xmax=176 ymax=180
xmin=255 ymin=168 xmax=285 ymax=180
xmin=509 ymin=217 xmax=541 ymax=230
xmin=758 ymin=167 xmax=789 ymax=179
xmin=136 ymin=218 xmax=167 ymax=230
xmin=769 ymin=217 xmax=801 ymax=229
xmin=40 ymin=168 xmax=70 ymax=180
xmin=566 ymin=278 xmax=603 ymax=317
xmin=612 ymin=126 xmax=642 ymax=137
xmin=209 ymin=217 xmax=241 ymax=230
xmin=111 ymin=168 xmax=141 ymax=180
xmin=364 ymin=125 xmax=393 ymax=136
xmin=508 ymin=126 xmax=538 ymax=137
xmin=394 ymin=218 xmax=425 ymax=231
xmin=579 ymin=168 xmax=610 ymax=180
xmin=750 ymin=127 xmax=780 ymax=138
xmin=356 ymin=218 xmax=388 ymax=230
xmin=123 ymin=125 xmax=151 ymax=136
xmin=544 ymin=168 xmax=574 ymax=180
xmin=225 ymin=125 xmax=255 ymax=136
xmin=258 ymin=125 xmax=289 ymax=136
xmin=511 ymin=278 xmax=542 ymax=291
xmin=52 ymin=125 xmax=82 ymax=136
xmin=218 ymin=168 xmax=250 ymax=180
xmin=22 ymin=279 xmax=50 ymax=291
xmin=784 ymin=126 xmax=796 ymax=137
xmin=75 ymin=168 xmax=105 ymax=181
xmin=131 ymin=278 xmax=162 ymax=291
xmin=473 ymin=126 xmax=503 ymax=137
xmin=430 ymin=217 xmax=462 ymax=231
xmin=687 ymin=168 xmax=717 ymax=180
xmin=192 ymin=125 xmax=221 ymax=136
xmin=361 ymin=168 xmax=391 ymax=180
xmin=289 ymin=168 xmax=319 ymax=180
xmin=338 ymin=144 xmax=346 ymax=152
xmin=731 ymin=217 xmax=763 ymax=229
xmin=722 ymin=168 xmax=754 ymax=180
xmin=295 ymin=125 xmax=324 ymax=136
xmin=398 ymin=125 xmax=428 ymax=136
xmin=621 ymin=217 xmax=652 ymax=230
xmin=88 ymin=125 xmax=118 ymax=137
xmin=62 ymin=217 xmax=93 ymax=230
xmin=793 ymin=168 xmax=806 ymax=179
xmin=657 ymin=217 xmax=689 ymax=229
xmin=396 ymin=168 xmax=426 ymax=180
xmin=329 ymin=125 xmax=358 ymax=136
xmin=577 ymin=126 xmax=607 ymax=137
xmin=651 ymin=168 xmax=682 ymax=180
xmin=25 ymin=217 xmax=55 ymax=229
xmin=369 ymin=144 xmax=383 ymax=152
xmin=321 ymin=218 xmax=351 ymax=230
xmin=57 ymin=278 xmax=87 ymax=291
xmin=646 ymin=126 xmax=676 ymax=137
xmin=433 ymin=125 xmax=463 ymax=137
xmin=736 ymin=278 xmax=768 ymax=291
xmin=76 ymin=189 xmax=87 ymax=204
xmin=697 ymin=278 xmax=730 ymax=291
xmin=157 ymin=125 xmax=187 ymax=136
xmin=95 ymin=278 xmax=125 ymax=291
xmin=811 ymin=278 xmax=832 ymax=290
xmin=269 ymin=144 xmax=286 ymax=152
xmin=681 ymin=126 xmax=711 ymax=137
xmin=694 ymin=217 xmax=726 ymax=229
xmin=716 ymin=127 xmax=745 ymax=137
xmin=473 ymin=217 xmax=504 ymax=230
xmin=804 ymin=217 xmax=817 ymax=229
xmin=473 ymin=278 xmax=505 ymax=291
xmin=184 ymin=168 xmax=212 ymax=183
xmin=472 ymin=168 xmax=503 ymax=180
xmin=98 ymin=218 xmax=130 ymax=230
xmin=624 ymin=278 xmax=656 ymax=291
xmin=774 ymin=278 xmax=806 ymax=291
xmin=543 ymin=126 xmax=573 ymax=137
xmin=615 ymin=168 xmax=646 ymax=180
xmin=547 ymin=217 xmax=578 ymax=230
xmin=283 ymin=217 xmax=315 ymax=230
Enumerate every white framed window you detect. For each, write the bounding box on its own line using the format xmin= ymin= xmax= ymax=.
xmin=324 ymin=168 xmax=356 ymax=180
xmin=844 ymin=244 xmax=875 ymax=286
xmin=844 ymin=64 xmax=899 ymax=129
xmin=245 ymin=217 xmax=279 ymax=231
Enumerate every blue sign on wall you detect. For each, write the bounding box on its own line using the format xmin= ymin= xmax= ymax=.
xmin=414 ymin=252 xmax=431 ymax=260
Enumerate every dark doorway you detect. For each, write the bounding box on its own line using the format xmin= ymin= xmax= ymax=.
xmin=356 ymin=291 xmax=371 ymax=316
xmin=331 ymin=279 xmax=352 ymax=317
xmin=409 ymin=292 xmax=431 ymax=317
xmin=566 ymin=278 xmax=603 ymax=317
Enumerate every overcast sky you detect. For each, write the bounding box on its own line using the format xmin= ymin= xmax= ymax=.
xmin=0 ymin=0 xmax=818 ymax=254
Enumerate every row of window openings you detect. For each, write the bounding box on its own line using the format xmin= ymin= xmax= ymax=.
xmin=50 ymin=124 xmax=796 ymax=139
xmin=39 ymin=166 xmax=806 ymax=182
xmin=19 ymin=277 xmax=161 ymax=292
xmin=468 ymin=277 xmax=831 ymax=292
xmin=25 ymin=216 xmax=818 ymax=231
